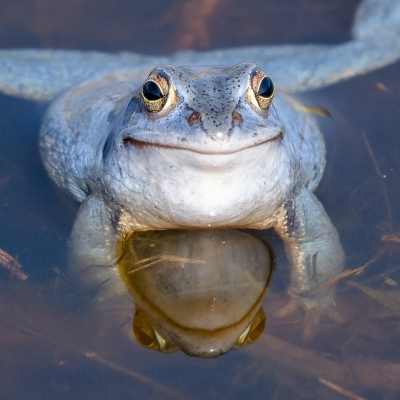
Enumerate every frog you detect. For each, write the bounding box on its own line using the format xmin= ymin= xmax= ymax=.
xmin=40 ymin=61 xmax=341 ymax=309
xmin=0 ymin=0 xmax=399 ymax=310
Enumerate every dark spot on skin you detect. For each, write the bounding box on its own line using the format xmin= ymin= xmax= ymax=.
xmin=187 ymin=111 xmax=201 ymax=126
xmin=103 ymin=133 xmax=114 ymax=161
xmin=285 ymin=198 xmax=296 ymax=229
xmin=111 ymin=207 xmax=122 ymax=230
xmin=312 ymin=252 xmax=318 ymax=282
xmin=123 ymin=98 xmax=138 ymax=124
xmin=232 ymin=109 xmax=243 ymax=126
xmin=107 ymin=110 xmax=117 ymax=123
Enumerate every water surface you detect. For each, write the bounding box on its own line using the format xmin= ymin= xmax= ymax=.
xmin=0 ymin=0 xmax=400 ymax=399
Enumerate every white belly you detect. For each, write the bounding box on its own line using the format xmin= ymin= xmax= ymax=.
xmin=105 ymin=140 xmax=293 ymax=230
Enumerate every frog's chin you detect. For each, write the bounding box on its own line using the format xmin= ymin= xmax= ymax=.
xmin=109 ymin=130 xmax=291 ymax=229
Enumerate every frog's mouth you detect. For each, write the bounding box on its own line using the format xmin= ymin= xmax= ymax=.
xmin=122 ymin=131 xmax=283 ymax=155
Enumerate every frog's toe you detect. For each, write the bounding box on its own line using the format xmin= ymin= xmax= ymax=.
xmin=301 ymin=305 xmax=345 ymax=340
xmin=275 ymin=297 xmax=300 ymax=318
xmin=275 ymin=291 xmax=345 ymax=339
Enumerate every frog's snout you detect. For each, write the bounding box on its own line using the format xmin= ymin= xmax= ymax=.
xmin=187 ymin=109 xmax=243 ymax=130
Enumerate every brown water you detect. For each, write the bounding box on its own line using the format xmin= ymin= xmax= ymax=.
xmin=0 ymin=0 xmax=400 ymax=399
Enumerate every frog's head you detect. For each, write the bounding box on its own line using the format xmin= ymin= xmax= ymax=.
xmin=102 ymin=63 xmax=291 ymax=228
xmin=109 ymin=62 xmax=284 ymax=166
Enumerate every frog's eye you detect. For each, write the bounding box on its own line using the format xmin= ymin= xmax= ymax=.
xmin=143 ymin=81 xmax=162 ymax=101
xmin=251 ymin=70 xmax=274 ymax=110
xmin=142 ymin=74 xmax=170 ymax=113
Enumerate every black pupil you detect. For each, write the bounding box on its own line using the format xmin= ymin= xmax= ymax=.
xmin=143 ymin=81 xmax=163 ymax=101
xmin=258 ymin=76 xmax=274 ymax=98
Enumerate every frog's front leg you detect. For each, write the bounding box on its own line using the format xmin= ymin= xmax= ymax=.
xmin=69 ymin=195 xmax=134 ymax=337
xmin=69 ymin=195 xmax=124 ymax=294
xmin=275 ymin=188 xmax=344 ymax=310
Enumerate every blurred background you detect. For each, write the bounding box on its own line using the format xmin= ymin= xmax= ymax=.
xmin=0 ymin=0 xmax=358 ymax=53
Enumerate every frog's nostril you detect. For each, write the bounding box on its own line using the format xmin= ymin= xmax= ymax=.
xmin=232 ymin=109 xmax=243 ymax=126
xmin=187 ymin=111 xmax=201 ymax=126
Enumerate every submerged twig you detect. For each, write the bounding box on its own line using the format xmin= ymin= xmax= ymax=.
xmin=128 ymin=254 xmax=205 ymax=273
xmin=318 ymin=378 xmax=366 ymax=400
xmin=2 ymin=319 xmax=186 ymax=399
xmin=376 ymin=82 xmax=390 ymax=92
xmin=303 ymin=104 xmax=332 ymax=118
xmin=316 ymin=254 xmax=381 ymax=294
xmin=342 ymin=264 xmax=400 ymax=291
xmin=361 ymin=130 xmax=393 ymax=233
xmin=382 ymin=234 xmax=400 ymax=244
xmin=246 ymin=333 xmax=400 ymax=390
xmin=349 ymin=283 xmax=400 ymax=316
xmin=85 ymin=352 xmax=186 ymax=398
xmin=0 ymin=249 xmax=28 ymax=280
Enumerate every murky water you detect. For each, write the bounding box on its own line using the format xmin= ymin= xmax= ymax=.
xmin=0 ymin=0 xmax=400 ymax=399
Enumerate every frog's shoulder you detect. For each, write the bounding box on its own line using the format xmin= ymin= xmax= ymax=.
xmin=273 ymin=91 xmax=326 ymax=191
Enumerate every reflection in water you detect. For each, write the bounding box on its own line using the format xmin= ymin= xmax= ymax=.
xmin=71 ymin=228 xmax=274 ymax=358
xmin=117 ymin=230 xmax=273 ymax=358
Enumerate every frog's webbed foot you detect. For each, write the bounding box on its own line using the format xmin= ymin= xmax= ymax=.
xmin=0 ymin=49 xmax=154 ymax=102
xmin=275 ymin=296 xmax=345 ymax=340
xmin=275 ymin=188 xmax=344 ymax=320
